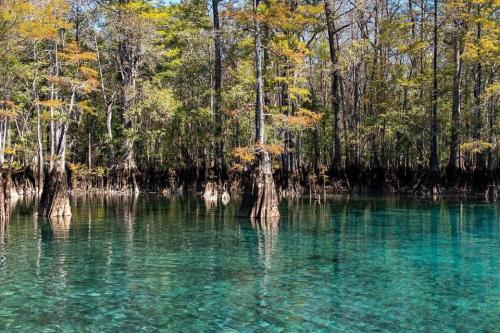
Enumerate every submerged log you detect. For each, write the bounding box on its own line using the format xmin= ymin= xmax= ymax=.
xmin=38 ymin=168 xmax=71 ymax=217
xmin=238 ymin=150 xmax=280 ymax=219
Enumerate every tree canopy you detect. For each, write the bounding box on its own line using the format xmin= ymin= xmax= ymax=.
xmin=0 ymin=0 xmax=498 ymax=196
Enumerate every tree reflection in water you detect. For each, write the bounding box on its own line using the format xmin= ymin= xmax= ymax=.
xmin=48 ymin=215 xmax=72 ymax=239
xmin=204 ymin=196 xmax=217 ymax=211
xmin=0 ymin=218 xmax=5 ymax=246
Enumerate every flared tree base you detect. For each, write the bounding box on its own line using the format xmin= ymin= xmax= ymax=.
xmin=238 ymin=151 xmax=280 ymax=219
xmin=0 ymin=172 xmax=9 ymax=224
xmin=108 ymin=163 xmax=140 ymax=194
xmin=38 ymin=169 xmax=71 ymax=217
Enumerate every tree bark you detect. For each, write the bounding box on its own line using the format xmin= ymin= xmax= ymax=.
xmin=0 ymin=172 xmax=10 ymax=225
xmin=212 ymin=0 xmax=224 ymax=184
xmin=416 ymin=0 xmax=426 ymax=166
xmin=430 ymin=0 xmax=439 ymax=173
xmin=238 ymin=151 xmax=279 ymax=219
xmin=254 ymin=0 xmax=264 ymax=147
xmin=353 ymin=62 xmax=361 ymax=168
xmin=31 ymin=42 xmax=44 ymax=192
xmin=324 ymin=0 xmax=342 ymax=172
xmin=448 ymin=20 xmax=463 ymax=173
xmin=280 ymin=64 xmax=294 ymax=182
xmin=487 ymin=69 xmax=496 ymax=170
xmin=49 ymin=41 xmax=58 ymax=173
xmin=38 ymin=165 xmax=71 ymax=217
xmin=95 ymin=34 xmax=115 ymax=167
xmin=36 ymin=102 xmax=44 ymax=192
xmin=117 ymin=36 xmax=140 ymax=193
xmin=473 ymin=7 xmax=485 ymax=171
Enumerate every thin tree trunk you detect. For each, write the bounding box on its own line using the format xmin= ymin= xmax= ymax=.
xmin=280 ymin=64 xmax=293 ymax=181
xmin=105 ymin=103 xmax=114 ymax=166
xmin=49 ymin=40 xmax=58 ymax=173
xmin=487 ymin=69 xmax=495 ymax=170
xmin=212 ymin=0 xmax=224 ymax=183
xmin=353 ymin=62 xmax=361 ymax=168
xmin=88 ymin=132 xmax=92 ymax=170
xmin=430 ymin=0 xmax=439 ymax=173
xmin=370 ymin=0 xmax=381 ymax=169
xmin=36 ymin=103 xmax=44 ymax=191
xmin=95 ymin=34 xmax=115 ymax=167
xmin=324 ymin=0 xmax=342 ymax=172
xmin=254 ymin=0 xmax=264 ymax=147
xmin=118 ymin=38 xmax=139 ymax=193
xmin=417 ymin=0 xmax=426 ymax=165
xmin=32 ymin=42 xmax=44 ymax=191
xmin=448 ymin=20 xmax=463 ymax=173
xmin=473 ymin=6 xmax=484 ymax=171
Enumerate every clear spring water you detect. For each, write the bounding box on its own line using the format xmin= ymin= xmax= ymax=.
xmin=0 ymin=195 xmax=498 ymax=332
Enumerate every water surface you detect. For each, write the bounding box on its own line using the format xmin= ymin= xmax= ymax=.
xmin=0 ymin=196 xmax=498 ymax=332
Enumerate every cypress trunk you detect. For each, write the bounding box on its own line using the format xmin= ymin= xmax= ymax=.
xmin=238 ymin=151 xmax=280 ymax=219
xmin=38 ymin=166 xmax=71 ymax=217
xmin=0 ymin=172 xmax=9 ymax=224
xmin=238 ymin=0 xmax=279 ymax=220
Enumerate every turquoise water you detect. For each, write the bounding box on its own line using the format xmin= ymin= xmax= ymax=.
xmin=0 ymin=196 xmax=498 ymax=332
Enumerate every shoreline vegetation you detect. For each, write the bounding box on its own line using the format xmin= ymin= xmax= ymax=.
xmin=4 ymin=164 xmax=500 ymax=198
xmin=0 ymin=0 xmax=498 ymax=221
